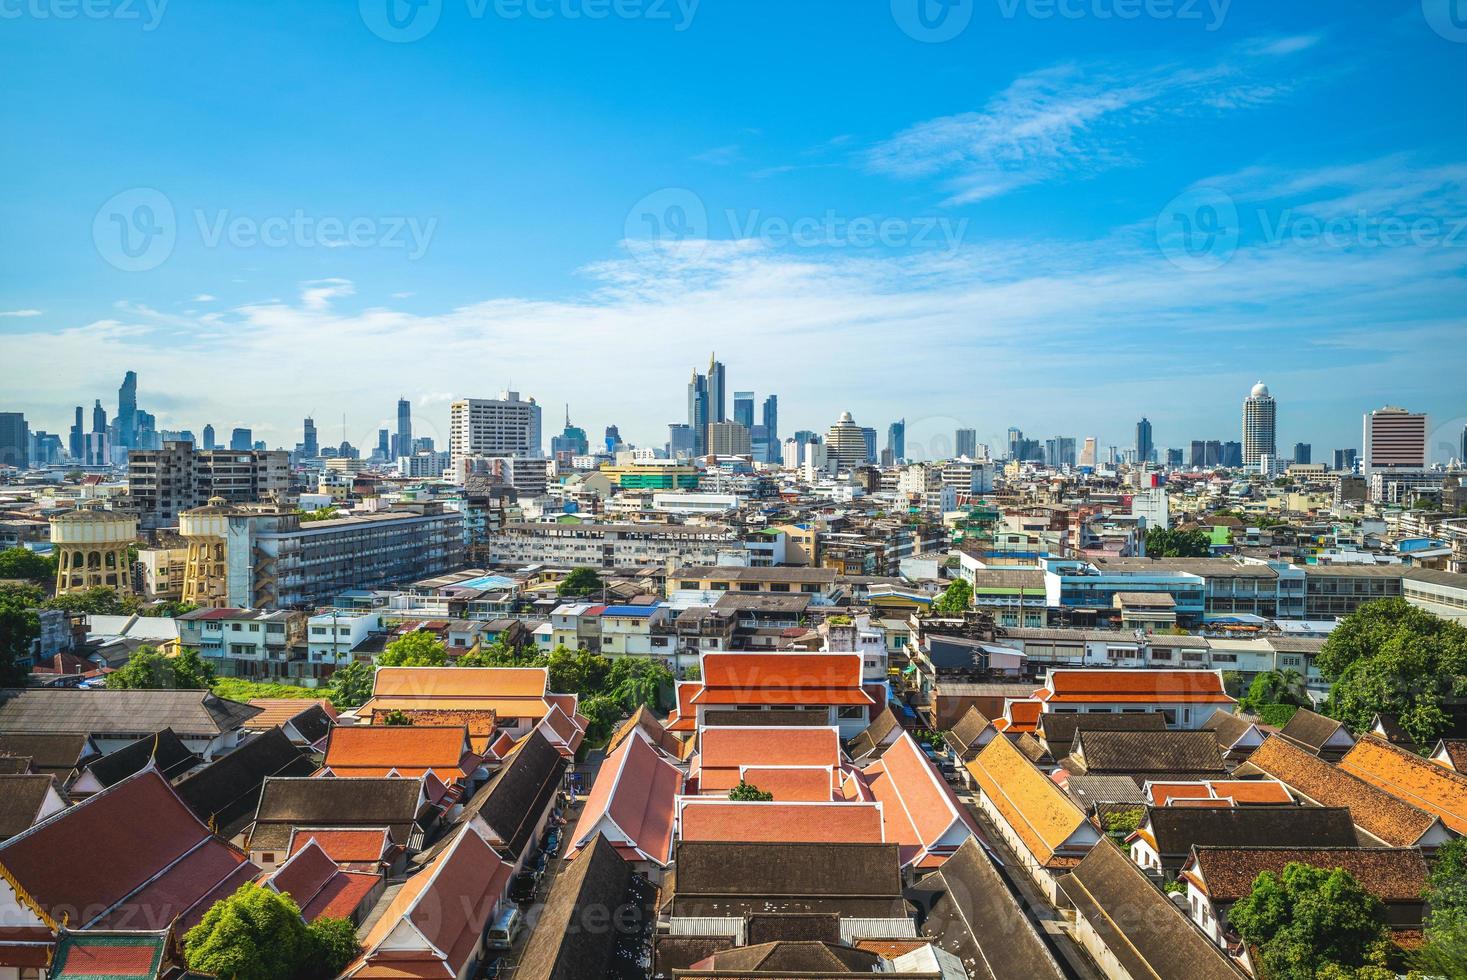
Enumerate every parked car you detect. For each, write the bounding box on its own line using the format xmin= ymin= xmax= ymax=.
xmin=541 ymin=826 xmax=562 ymax=856
xmin=509 ymin=871 xmax=538 ymax=905
xmin=486 ymin=907 xmax=522 ymax=950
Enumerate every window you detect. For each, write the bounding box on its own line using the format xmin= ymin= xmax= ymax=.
xmin=838 ymin=705 xmax=865 ymax=719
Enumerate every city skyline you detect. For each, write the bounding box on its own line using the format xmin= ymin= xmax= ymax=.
xmin=3 ymin=3 xmax=1464 ymax=453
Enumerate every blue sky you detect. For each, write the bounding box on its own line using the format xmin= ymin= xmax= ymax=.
xmin=2 ymin=0 xmax=1465 ymax=461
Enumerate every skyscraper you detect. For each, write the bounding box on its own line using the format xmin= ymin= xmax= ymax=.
xmin=1333 ymin=448 xmax=1358 ymax=471
xmin=1362 ymin=406 xmax=1427 ymax=475
xmin=1079 ymin=437 xmax=1097 ymax=468
xmin=955 ymin=428 xmax=977 ymax=459
xmin=860 ymin=427 xmax=878 ymax=464
xmin=91 ymin=400 xmax=107 ymax=436
xmin=0 ymin=413 xmax=28 ymax=469
xmin=69 ymin=406 xmax=84 ymax=460
xmin=302 ymin=417 xmax=319 ymax=458
xmin=605 ymin=425 xmax=621 ymax=453
xmin=1135 ymin=417 xmax=1153 ymax=465
xmin=1046 ymin=437 xmax=1076 ymax=468
xmin=887 ymin=420 xmax=905 ymax=464
xmin=1242 ymin=382 xmax=1277 ymax=467
xmin=551 ymin=407 xmax=589 ymax=458
xmin=230 ymin=427 xmax=252 ymax=451
xmin=1461 ymin=424 xmax=1466 ymax=465
xmin=448 ymin=392 xmax=543 ymax=461
xmin=687 ymin=369 xmax=709 ymax=455
xmin=1292 ymin=442 xmax=1311 ymax=465
xmin=827 ymin=412 xmax=867 ymax=470
xmin=761 ymin=395 xmax=778 ymax=444
xmin=668 ymin=423 xmax=695 ymax=457
xmin=116 ymin=370 xmax=138 ymax=448
xmin=394 ymin=397 xmax=412 ymax=459
xmin=733 ymin=391 xmax=755 ymax=430
xmin=201 ymin=424 xmax=216 ymax=450
xmin=706 ymin=353 xmax=726 ymax=424
xmin=377 ymin=429 xmax=391 ymax=459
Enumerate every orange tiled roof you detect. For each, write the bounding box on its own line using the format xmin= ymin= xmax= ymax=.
xmin=862 ymin=733 xmax=977 ymax=867
xmin=677 ymin=800 xmax=885 ymax=844
xmin=247 ymin=698 xmax=337 ymax=729
xmin=1339 ymin=734 xmax=1467 ymax=835
xmin=571 ymin=728 xmax=682 ymax=866
xmin=737 ymin=767 xmax=836 ymax=802
xmin=1036 ymin=669 xmax=1236 ymax=705
xmin=370 ymin=666 xmax=547 ymax=699
xmin=695 ymin=654 xmax=873 ymax=707
xmin=323 ymin=726 xmax=477 ymax=779
xmin=965 ymin=733 xmax=1089 ymax=868
xmin=288 ymin=827 xmax=392 ymax=865
xmin=995 ymin=699 xmax=1043 ymax=734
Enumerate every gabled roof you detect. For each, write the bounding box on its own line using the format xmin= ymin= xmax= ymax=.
xmin=666 ymin=680 xmax=700 ymax=733
xmin=322 ymin=725 xmax=478 ymax=780
xmin=1338 ymin=734 xmax=1467 ymax=834
xmin=347 ymin=821 xmax=513 ymax=979
xmin=76 ymin=728 xmax=200 ymax=790
xmin=693 ymin=653 xmax=874 ymax=706
xmin=0 ymin=733 xmax=95 ymax=778
xmin=993 ymin=699 xmax=1042 ymax=734
xmin=677 ymin=799 xmax=885 ymax=845
xmin=458 ymin=728 xmax=566 ymax=859
xmin=860 ymin=732 xmax=976 ymax=868
xmin=695 ymin=726 xmax=842 ymax=791
xmin=0 ymin=768 xmax=258 ymax=930
xmin=1138 ymin=805 xmax=1357 ymax=859
xmin=0 ymin=689 xmax=259 ymax=739
xmin=668 ymin=841 xmax=906 ymax=919
xmin=1199 ymin=709 xmax=1263 ymax=753
xmin=945 ymin=705 xmax=993 ymax=758
xmin=249 ymin=776 xmax=427 ymax=852
xmin=265 ymin=838 xmax=382 ymax=922
xmin=175 ymin=727 xmax=316 ymax=837
xmin=0 ymin=774 xmax=63 ymax=839
xmin=516 ymin=835 xmax=648 ymax=980
xmin=607 ymin=705 xmax=683 ymax=758
xmin=911 ymin=837 xmax=1066 ymax=980
xmin=571 ymin=729 xmax=682 ymax=866
xmin=1279 ymin=708 xmax=1355 ymax=754
xmin=964 ymin=732 xmax=1092 ymax=869
xmin=1186 ymin=845 xmax=1430 ymax=904
xmin=1035 ymin=669 xmax=1235 ymax=705
xmin=288 ymin=826 xmax=394 ymax=867
xmin=1060 ymin=841 xmax=1246 ymax=980
xmin=246 ymin=699 xmax=336 ymax=744
xmin=846 ymin=706 xmax=902 ymax=761
xmin=685 ymin=941 xmax=880 ymax=974
xmin=1239 ymin=736 xmax=1442 ymax=847
xmin=49 ymin=931 xmax=167 ymax=980
xmin=1037 ymin=710 xmax=1167 ymax=756
xmin=1069 ymin=730 xmax=1227 ymax=776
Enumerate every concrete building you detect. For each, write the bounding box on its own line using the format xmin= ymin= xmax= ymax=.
xmin=486 ymin=521 xmax=737 ymax=568
xmin=127 ymin=441 xmax=290 ymax=529
xmin=1362 ymin=406 xmax=1428 ymax=476
xmin=1242 ymin=381 xmax=1277 ymax=468
xmin=50 ymin=507 xmax=138 ymax=594
xmin=706 ymin=421 xmax=751 ymax=456
xmin=449 ymin=392 xmax=542 ymax=462
xmin=826 ymin=411 xmax=867 ymax=471
xmin=0 ymin=412 xmax=28 ymax=469
xmin=177 ymin=607 xmax=307 ymax=681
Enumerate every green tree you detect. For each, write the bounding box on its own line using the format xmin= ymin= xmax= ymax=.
xmin=608 ymin=656 xmax=673 ymax=711
xmin=41 ymin=586 xmax=137 ymax=616
xmin=1145 ymin=527 xmax=1212 ymax=558
xmin=381 ymin=709 xmax=413 ymax=726
xmin=545 ymin=645 xmax=611 ymax=696
xmin=728 ymin=780 xmax=774 ymax=802
xmin=297 ymin=507 xmax=340 ymax=522
xmin=107 ymin=645 xmax=215 ymax=690
xmin=932 ymin=578 xmax=972 ymax=614
xmin=183 ymin=883 xmax=310 ymax=980
xmin=0 ymin=583 xmax=43 ymax=686
xmin=578 ymin=693 xmax=623 ymax=743
xmin=1318 ymin=598 xmax=1467 ymax=746
xmin=303 ymin=917 xmax=359 ymax=978
xmin=378 ymin=631 xmax=448 ymax=668
xmin=141 ymin=599 xmax=199 ymax=618
xmin=328 ymin=661 xmax=374 ymax=709
xmin=0 ymin=547 xmax=55 ymax=587
xmin=1228 ymin=862 xmax=1391 ymax=980
xmin=1415 ymin=838 xmax=1467 ymax=977
xmin=1240 ymin=669 xmax=1311 ymax=714
xmin=557 ymin=567 xmax=605 ymax=598
xmin=1101 ymin=807 xmax=1145 ymax=843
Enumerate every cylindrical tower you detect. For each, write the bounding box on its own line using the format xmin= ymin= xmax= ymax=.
xmin=180 ymin=497 xmax=236 ymax=608
xmin=50 ymin=507 xmax=139 ymax=594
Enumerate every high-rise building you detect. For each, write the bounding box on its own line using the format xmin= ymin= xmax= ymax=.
xmin=69 ymin=406 xmax=84 ymax=460
xmin=707 ymin=421 xmax=751 ymax=456
xmin=668 ymin=423 xmax=696 ymax=458
xmin=393 ymin=397 xmax=413 ymax=460
xmin=551 ymin=408 xmax=589 ymax=459
xmin=376 ymin=429 xmax=390 ymax=460
xmin=229 ymin=427 xmax=252 ymax=451
xmin=1046 ymin=437 xmax=1076 ymax=468
xmin=1292 ymin=442 xmax=1311 ymax=465
xmin=91 ymin=400 xmax=107 ymax=436
xmin=887 ymin=420 xmax=905 ymax=464
xmin=706 ymin=354 xmax=726 ymax=424
xmin=301 ymin=417 xmax=319 ymax=458
xmin=1362 ymin=407 xmax=1428 ymax=475
xmin=860 ymin=426 xmax=878 ymax=464
xmin=449 ymin=392 xmax=543 ymax=461
xmin=1222 ymin=441 xmax=1243 ymax=468
xmin=1332 ymin=448 xmax=1357 ymax=471
xmin=1460 ymin=425 xmax=1467 ymax=465
xmin=128 ymin=441 xmax=290 ymax=528
xmin=0 ymin=413 xmax=28 ymax=469
xmin=687 ymin=369 xmax=709 ymax=456
xmin=116 ymin=370 xmax=138 ymax=448
xmin=1079 ymin=437 xmax=1097 ymax=468
xmin=827 ymin=412 xmax=867 ymax=470
xmin=761 ymin=395 xmax=778 ymax=448
xmin=605 ymin=425 xmax=622 ymax=453
xmin=1242 ymin=382 xmax=1277 ymax=467
xmin=733 ymin=391 xmax=755 ymax=430
xmin=1135 ymin=417 xmax=1153 ymax=464
xmin=955 ymin=428 xmax=977 ymax=459
xmin=201 ymin=424 xmax=216 ymax=450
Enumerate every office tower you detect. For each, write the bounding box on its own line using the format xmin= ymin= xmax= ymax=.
xmin=229 ymin=427 xmax=252 ymax=451
xmin=412 ymin=436 xmax=434 ymax=454
xmin=91 ymin=400 xmax=107 ymax=435
xmin=1136 ymin=418 xmax=1153 ymax=464
xmin=116 ymin=370 xmax=138 ymax=448
xmin=134 ymin=411 xmax=157 ymax=450
xmin=1461 ymin=425 xmax=1466 ymax=464
xmin=376 ymin=429 xmax=390 ymax=460
xmin=1045 ymin=437 xmax=1076 ymax=468
xmin=707 ymin=421 xmax=752 ymax=456
xmin=733 ymin=391 xmax=755 ymax=430
xmin=827 ymin=412 xmax=867 ymax=470
xmin=302 ymin=417 xmax=319 ymax=458
xmin=761 ymin=395 xmax=778 ymax=447
xmin=551 ymin=408 xmax=589 ymax=458
xmin=69 ymin=406 xmax=84 ymax=460
xmin=861 ymin=427 xmax=878 ymax=464
xmin=955 ymin=428 xmax=977 ymax=459
xmin=1079 ymin=437 xmax=1097 ymax=468
xmin=668 ymin=423 xmax=696 ymax=457
xmin=1292 ymin=442 xmax=1311 ymax=465
xmin=1331 ymin=448 xmax=1355 ymax=471
xmin=687 ymin=369 xmax=709 ymax=455
xmin=1242 ymin=382 xmax=1277 ymax=467
xmin=201 ymin=424 xmax=216 ymax=450
xmin=1362 ymin=406 xmax=1428 ymax=475
xmin=1166 ymin=448 xmax=1183 ymax=467
xmin=1188 ymin=440 xmax=1205 ymax=468
xmin=887 ymin=420 xmax=906 ymax=464
xmin=449 ymin=391 xmax=543 ymax=461
xmin=750 ymin=424 xmax=771 ymax=463
xmin=1222 ymin=441 xmax=1243 ymax=468
xmin=29 ymin=431 xmax=62 ymax=467
xmin=605 ymin=425 xmax=621 ymax=453
xmin=706 ymin=353 xmax=726 ymax=423
xmin=0 ymin=413 xmax=28 ymax=469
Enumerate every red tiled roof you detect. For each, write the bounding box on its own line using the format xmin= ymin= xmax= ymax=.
xmin=678 ymin=800 xmax=885 ymax=844
xmin=694 ymin=727 xmax=841 ymax=794
xmin=694 ymin=654 xmax=873 ymax=707
xmin=570 ymin=729 xmax=682 ymax=866
xmin=322 ymin=726 xmax=478 ymax=780
xmin=288 ymin=827 xmax=393 ymax=866
xmin=862 ymin=733 xmax=977 ymax=867
xmin=1036 ymin=669 xmax=1236 ymax=705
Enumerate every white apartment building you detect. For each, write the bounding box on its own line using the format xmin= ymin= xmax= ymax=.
xmin=449 ymin=391 xmax=543 ymax=461
xmin=306 ymin=609 xmax=383 ymax=668
xmin=1362 ymin=406 xmax=1428 ymax=475
xmin=486 ymin=521 xmax=739 ymax=568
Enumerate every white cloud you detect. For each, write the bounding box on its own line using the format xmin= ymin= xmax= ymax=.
xmin=193 ymin=293 xmax=216 ymax=302
xmin=0 ymin=309 xmax=42 ymax=318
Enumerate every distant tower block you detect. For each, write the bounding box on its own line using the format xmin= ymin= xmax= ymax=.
xmin=50 ymin=507 xmax=139 ymax=594
xmin=180 ymin=497 xmax=236 ymax=608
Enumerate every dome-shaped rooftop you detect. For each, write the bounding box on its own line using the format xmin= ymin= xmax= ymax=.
xmin=837 ymin=411 xmax=854 ymax=423
xmin=1250 ymin=381 xmax=1270 ymax=398
xmin=51 ymin=507 xmax=134 ymax=524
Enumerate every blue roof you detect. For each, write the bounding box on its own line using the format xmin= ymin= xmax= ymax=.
xmin=601 ymin=604 xmax=661 ymax=617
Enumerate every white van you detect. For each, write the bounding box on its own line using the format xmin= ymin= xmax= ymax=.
xmin=486 ymin=907 xmax=522 ymax=950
